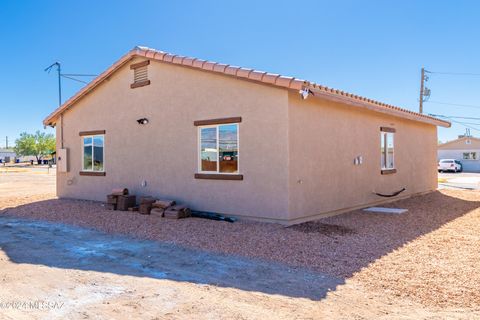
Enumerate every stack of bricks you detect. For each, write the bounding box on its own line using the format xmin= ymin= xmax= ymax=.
xmin=139 ymin=197 xmax=156 ymax=215
xmin=106 ymin=188 xmax=136 ymax=211
xmin=150 ymin=200 xmax=191 ymax=219
xmin=106 ymin=192 xmax=192 ymax=219
xmin=106 ymin=194 xmax=117 ymax=210
xmin=117 ymin=194 xmax=136 ymax=211
xmin=150 ymin=200 xmax=176 ymax=217
xmin=163 ymin=205 xmax=191 ymax=219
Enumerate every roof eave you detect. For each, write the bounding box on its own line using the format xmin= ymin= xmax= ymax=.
xmin=308 ymin=88 xmax=451 ymax=128
xmin=438 ymin=136 xmax=479 ymax=147
xmin=43 ymin=49 xmax=138 ymax=126
xmin=43 ymin=46 xmax=450 ymax=129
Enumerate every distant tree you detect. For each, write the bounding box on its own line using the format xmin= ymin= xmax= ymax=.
xmin=14 ymin=131 xmax=55 ymax=163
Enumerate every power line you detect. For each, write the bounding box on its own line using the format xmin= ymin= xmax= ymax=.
xmin=430 ymin=114 xmax=480 ymax=132
xmin=445 ymin=119 xmax=480 ymax=132
xmin=426 ymin=100 xmax=480 ymax=110
xmin=426 ymin=70 xmax=480 ymax=76
xmin=456 ymin=121 xmax=480 ymax=126
xmin=61 ymin=73 xmax=97 ymax=77
xmin=60 ymin=74 xmax=88 ymax=84
xmin=428 ymin=114 xmax=480 ymax=121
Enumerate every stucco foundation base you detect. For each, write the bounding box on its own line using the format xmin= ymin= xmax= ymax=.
xmin=56 ymin=190 xmax=435 ymax=226
xmin=224 ymin=190 xmax=436 ymax=226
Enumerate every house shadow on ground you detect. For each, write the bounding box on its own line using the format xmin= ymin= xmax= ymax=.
xmin=0 ymin=190 xmax=478 ymax=301
xmin=0 ymin=216 xmax=342 ymax=301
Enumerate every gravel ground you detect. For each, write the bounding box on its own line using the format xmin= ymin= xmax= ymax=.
xmin=1 ymin=189 xmax=479 ymax=310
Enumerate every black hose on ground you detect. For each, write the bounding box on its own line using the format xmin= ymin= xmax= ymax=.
xmin=191 ymin=211 xmax=237 ymax=223
xmin=374 ymin=187 xmax=406 ymax=198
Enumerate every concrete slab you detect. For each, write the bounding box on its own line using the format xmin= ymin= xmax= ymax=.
xmin=363 ymin=207 xmax=408 ymax=214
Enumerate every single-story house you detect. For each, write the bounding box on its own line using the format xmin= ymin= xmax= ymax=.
xmin=438 ymin=136 xmax=480 ymax=172
xmin=0 ymin=149 xmax=15 ymax=163
xmin=43 ymin=46 xmax=450 ymax=224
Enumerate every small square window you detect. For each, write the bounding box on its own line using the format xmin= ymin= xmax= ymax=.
xmin=463 ymin=152 xmax=477 ymax=160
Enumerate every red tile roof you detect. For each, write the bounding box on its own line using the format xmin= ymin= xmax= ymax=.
xmin=43 ymin=46 xmax=450 ymax=128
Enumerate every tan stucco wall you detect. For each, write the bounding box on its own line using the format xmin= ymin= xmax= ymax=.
xmin=55 ymin=56 xmax=439 ymax=223
xmin=57 ymin=57 xmax=290 ymax=221
xmin=287 ymin=92 xmax=438 ymax=222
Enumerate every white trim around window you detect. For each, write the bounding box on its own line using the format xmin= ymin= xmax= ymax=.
xmin=81 ymin=134 xmax=105 ymax=173
xmin=197 ymin=123 xmax=240 ymax=175
xmin=380 ymin=128 xmax=395 ymax=173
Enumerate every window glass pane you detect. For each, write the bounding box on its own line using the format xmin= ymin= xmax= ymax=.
xmin=386 ymin=133 xmax=394 ymax=169
xmin=464 ymin=152 xmax=477 ymax=160
xmin=200 ymin=127 xmax=217 ymax=172
xmin=83 ymin=137 xmax=93 ymax=171
xmin=93 ymin=136 xmax=104 ymax=171
xmin=219 ymin=124 xmax=238 ymax=173
xmin=381 ymin=133 xmax=386 ymax=168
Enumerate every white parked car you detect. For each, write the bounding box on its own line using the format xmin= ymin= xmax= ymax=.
xmin=438 ymin=159 xmax=463 ymax=173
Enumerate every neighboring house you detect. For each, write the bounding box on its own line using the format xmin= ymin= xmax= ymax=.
xmin=43 ymin=46 xmax=450 ymax=224
xmin=18 ymin=155 xmax=37 ymax=163
xmin=0 ymin=148 xmax=16 ymax=163
xmin=438 ymin=136 xmax=480 ymax=172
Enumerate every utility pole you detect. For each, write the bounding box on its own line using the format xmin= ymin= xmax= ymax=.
xmin=419 ymin=67 xmax=431 ymax=114
xmin=45 ymin=62 xmax=62 ymax=107
xmin=5 ymin=136 xmax=8 ymax=149
xmin=44 ymin=63 xmax=96 ymax=149
xmin=419 ymin=67 xmax=425 ymax=114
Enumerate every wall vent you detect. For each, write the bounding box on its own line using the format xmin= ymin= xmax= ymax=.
xmin=130 ymin=60 xmax=151 ymax=88
xmin=134 ymin=65 xmax=148 ymax=83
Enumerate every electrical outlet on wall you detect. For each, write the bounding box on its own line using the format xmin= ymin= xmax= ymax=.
xmin=354 ymin=156 xmax=363 ymax=165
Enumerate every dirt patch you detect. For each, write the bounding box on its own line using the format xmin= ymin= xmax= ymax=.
xmin=3 ymin=190 xmax=480 ymax=310
xmin=1 ymin=171 xmax=480 ymax=317
xmin=0 ymin=217 xmax=342 ymax=300
xmin=289 ymin=222 xmax=356 ymax=236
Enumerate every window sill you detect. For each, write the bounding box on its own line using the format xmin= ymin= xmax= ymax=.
xmin=130 ymin=80 xmax=150 ymax=89
xmin=381 ymin=169 xmax=397 ymax=175
xmin=194 ymin=173 xmax=243 ymax=180
xmin=80 ymin=171 xmax=106 ymax=176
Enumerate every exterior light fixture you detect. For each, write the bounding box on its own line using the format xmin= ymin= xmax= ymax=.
xmin=137 ymin=118 xmax=149 ymax=125
xmin=299 ymin=88 xmax=313 ymax=100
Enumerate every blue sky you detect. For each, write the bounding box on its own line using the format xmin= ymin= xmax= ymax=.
xmin=1 ymin=0 xmax=479 ymax=147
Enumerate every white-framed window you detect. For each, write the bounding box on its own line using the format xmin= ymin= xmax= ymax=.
xmin=198 ymin=123 xmax=239 ymax=174
xmin=463 ymin=152 xmax=477 ymax=160
xmin=381 ymin=130 xmax=395 ymax=170
xmin=82 ymin=135 xmax=105 ymax=172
